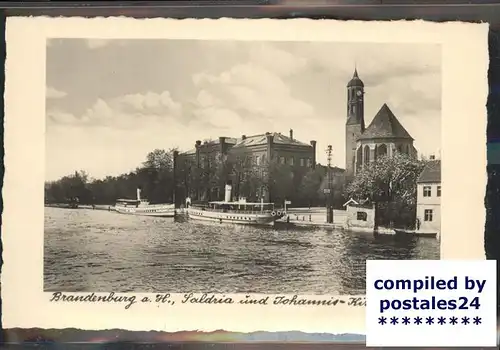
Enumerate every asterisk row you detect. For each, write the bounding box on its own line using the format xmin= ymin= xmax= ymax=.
xmin=378 ymin=316 xmax=482 ymax=326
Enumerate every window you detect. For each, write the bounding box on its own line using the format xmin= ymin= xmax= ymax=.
xmin=423 ymin=186 xmax=431 ymax=197
xmin=307 ymin=158 xmax=312 ymax=167
xmin=289 ymin=157 xmax=294 ymax=166
xmin=437 ymin=186 xmax=441 ymax=197
xmin=356 ymin=212 xmax=367 ymax=221
xmin=279 ymin=156 xmax=286 ymax=164
xmin=424 ymin=209 xmax=433 ymax=222
xmin=300 ymin=158 xmax=305 ymax=166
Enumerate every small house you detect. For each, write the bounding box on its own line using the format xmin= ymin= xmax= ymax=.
xmin=416 ymin=158 xmax=441 ymax=234
xmin=343 ymin=197 xmax=376 ymax=232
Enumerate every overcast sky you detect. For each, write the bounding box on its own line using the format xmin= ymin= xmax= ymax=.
xmin=46 ymin=39 xmax=441 ymax=181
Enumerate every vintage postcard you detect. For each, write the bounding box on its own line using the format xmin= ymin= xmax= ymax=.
xmin=2 ymin=18 xmax=488 ymax=333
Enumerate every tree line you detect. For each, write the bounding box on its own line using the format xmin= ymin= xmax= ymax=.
xmin=45 ymin=146 xmax=427 ymax=222
xmin=45 ymin=149 xmax=177 ymax=206
xmin=44 ymin=148 xmax=346 ymax=208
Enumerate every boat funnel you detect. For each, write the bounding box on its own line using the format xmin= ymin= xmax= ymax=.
xmin=136 ymin=188 xmax=141 ymax=202
xmin=224 ymin=182 xmax=232 ymax=202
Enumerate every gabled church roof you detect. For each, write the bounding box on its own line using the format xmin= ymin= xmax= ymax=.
xmin=358 ymin=103 xmax=414 ymax=141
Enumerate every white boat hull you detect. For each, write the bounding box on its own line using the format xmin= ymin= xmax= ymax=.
xmin=114 ymin=205 xmax=176 ymax=218
xmin=187 ymin=208 xmax=277 ymax=226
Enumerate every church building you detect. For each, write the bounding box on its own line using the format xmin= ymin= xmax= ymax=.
xmin=345 ymin=69 xmax=417 ymax=177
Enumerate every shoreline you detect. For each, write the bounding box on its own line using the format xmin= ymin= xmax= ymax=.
xmin=45 ymin=204 xmax=113 ymax=211
xmin=44 ymin=205 xmax=437 ymax=238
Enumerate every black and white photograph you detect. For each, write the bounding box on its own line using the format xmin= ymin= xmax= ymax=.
xmin=43 ymin=38 xmax=442 ymax=294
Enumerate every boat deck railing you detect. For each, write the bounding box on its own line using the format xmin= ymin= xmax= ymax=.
xmin=190 ymin=206 xmax=279 ymax=215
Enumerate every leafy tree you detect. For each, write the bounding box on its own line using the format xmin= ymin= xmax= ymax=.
xmin=268 ymin=161 xmax=294 ymax=205
xmin=298 ymin=166 xmax=346 ymax=208
xmin=299 ymin=167 xmax=325 ymax=207
xmin=138 ymin=148 xmax=176 ymax=203
xmin=45 ymin=149 xmax=178 ymax=206
xmin=226 ymin=153 xmax=268 ymax=202
xmin=143 ymin=149 xmax=173 ymax=170
xmin=45 ymin=170 xmax=92 ymax=205
xmin=345 ymin=152 xmax=425 ymax=228
xmin=345 ymin=152 xmax=424 ymax=203
xmin=175 ymin=158 xmax=198 ymax=204
xmin=202 ymin=150 xmax=225 ymax=201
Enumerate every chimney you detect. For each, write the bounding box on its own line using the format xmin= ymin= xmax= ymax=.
xmin=173 ymin=151 xmax=179 ymax=206
xmin=136 ymin=188 xmax=141 ymax=202
xmin=195 ymin=140 xmax=202 ymax=174
xmin=266 ymin=133 xmax=274 ymax=161
xmin=242 ymin=135 xmax=246 ymax=140
xmin=289 ymin=129 xmax=294 ymax=140
xmin=219 ymin=136 xmax=226 ymax=154
xmin=310 ymin=140 xmax=317 ymax=169
xmin=224 ymin=181 xmax=232 ymax=203
xmin=430 ymin=154 xmax=435 ymax=160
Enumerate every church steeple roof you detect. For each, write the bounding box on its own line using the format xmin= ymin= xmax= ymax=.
xmin=347 ymin=68 xmax=364 ymax=88
xmin=358 ymin=103 xmax=413 ymax=141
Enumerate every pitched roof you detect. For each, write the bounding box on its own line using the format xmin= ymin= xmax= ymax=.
xmin=358 ymin=103 xmax=414 ymax=141
xmin=181 ymin=137 xmax=237 ymax=155
xmin=417 ymin=160 xmax=441 ymax=183
xmin=182 ymin=148 xmax=196 ymax=155
xmin=343 ymin=198 xmax=359 ymax=207
xmin=233 ymin=132 xmax=311 ymax=148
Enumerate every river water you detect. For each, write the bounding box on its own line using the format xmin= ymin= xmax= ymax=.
xmin=44 ymin=207 xmax=439 ymax=294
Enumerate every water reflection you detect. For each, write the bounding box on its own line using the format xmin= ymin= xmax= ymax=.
xmin=44 ymin=207 xmax=440 ymax=294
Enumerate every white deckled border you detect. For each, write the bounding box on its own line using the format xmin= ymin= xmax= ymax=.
xmin=2 ymin=17 xmax=488 ymax=333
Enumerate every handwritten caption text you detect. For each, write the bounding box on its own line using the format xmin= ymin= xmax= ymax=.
xmin=49 ymin=292 xmax=366 ymax=309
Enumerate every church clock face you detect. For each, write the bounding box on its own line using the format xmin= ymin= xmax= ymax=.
xmin=356 ymin=90 xmax=362 ymax=97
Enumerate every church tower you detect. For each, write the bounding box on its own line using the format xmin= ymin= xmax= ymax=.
xmin=345 ymin=68 xmax=365 ymax=177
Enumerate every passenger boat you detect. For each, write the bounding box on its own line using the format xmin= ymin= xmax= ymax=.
xmin=114 ymin=188 xmax=176 ymax=218
xmin=185 ymin=183 xmax=285 ymax=226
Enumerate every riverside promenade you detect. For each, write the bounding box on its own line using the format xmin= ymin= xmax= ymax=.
xmin=46 ymin=204 xmax=349 ymax=229
xmin=279 ymin=207 xmax=347 ymax=229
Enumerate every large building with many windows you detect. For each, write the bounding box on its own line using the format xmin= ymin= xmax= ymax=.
xmin=415 ymin=158 xmax=441 ymax=234
xmin=177 ymin=129 xmax=317 ymax=201
xmin=179 ymin=129 xmax=316 ymax=170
